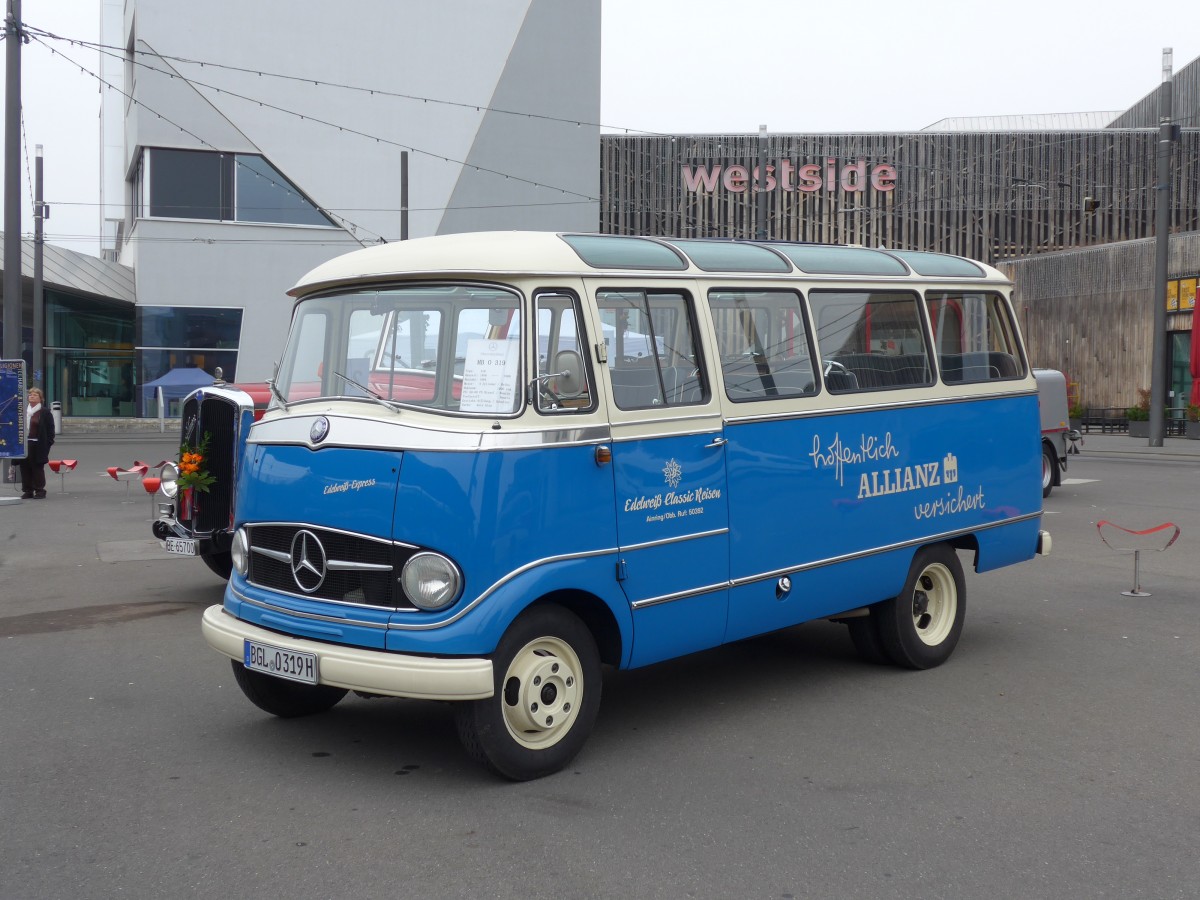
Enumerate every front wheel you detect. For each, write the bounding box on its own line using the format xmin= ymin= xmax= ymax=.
xmin=455 ymin=605 xmax=601 ymax=781
xmin=201 ymin=550 xmax=233 ymax=580
xmin=874 ymin=545 xmax=965 ymax=670
xmin=231 ymin=661 xmax=348 ymax=718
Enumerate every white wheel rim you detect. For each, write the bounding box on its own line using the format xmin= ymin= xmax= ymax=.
xmin=1042 ymin=453 xmax=1053 ymax=490
xmin=501 ymin=635 xmax=583 ymax=750
xmin=911 ymin=562 xmax=957 ymax=647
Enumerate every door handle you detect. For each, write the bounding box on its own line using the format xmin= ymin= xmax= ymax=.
xmin=705 ymin=436 xmax=727 ymax=449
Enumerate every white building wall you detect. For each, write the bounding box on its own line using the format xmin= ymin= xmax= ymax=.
xmin=111 ymin=0 xmax=600 ymax=383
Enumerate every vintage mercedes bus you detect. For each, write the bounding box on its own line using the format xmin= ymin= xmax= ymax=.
xmin=197 ymin=232 xmax=1050 ymax=780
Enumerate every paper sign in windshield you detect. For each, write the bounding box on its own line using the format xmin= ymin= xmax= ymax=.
xmin=460 ymin=339 xmax=520 ymax=413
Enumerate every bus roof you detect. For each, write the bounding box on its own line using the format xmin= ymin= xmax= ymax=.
xmin=289 ymin=231 xmax=1009 ymax=296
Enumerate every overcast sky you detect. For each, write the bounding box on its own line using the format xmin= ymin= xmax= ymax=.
xmin=2 ymin=0 xmax=1197 ymax=258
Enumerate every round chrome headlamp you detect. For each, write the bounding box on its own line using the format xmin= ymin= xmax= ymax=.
xmin=401 ymin=552 xmax=462 ymax=611
xmin=231 ymin=528 xmax=250 ymax=577
xmin=159 ymin=462 xmax=180 ymax=499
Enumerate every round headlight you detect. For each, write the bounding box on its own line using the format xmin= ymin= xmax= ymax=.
xmin=401 ymin=552 xmax=461 ymax=611
xmin=159 ymin=462 xmax=180 ymax=499
xmin=231 ymin=528 xmax=250 ymax=577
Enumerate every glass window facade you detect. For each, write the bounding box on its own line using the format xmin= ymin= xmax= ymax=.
xmin=140 ymin=148 xmax=335 ymax=227
xmin=45 ymin=300 xmax=244 ymax=417
xmin=44 ymin=289 xmax=136 ymax=417
xmin=137 ymin=306 xmax=244 ymax=415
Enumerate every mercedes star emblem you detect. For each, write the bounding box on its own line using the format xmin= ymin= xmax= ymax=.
xmin=310 ymin=416 xmax=330 ymax=443
xmin=290 ymin=529 xmax=328 ymax=593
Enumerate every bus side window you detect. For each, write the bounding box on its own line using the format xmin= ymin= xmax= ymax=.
xmin=708 ymin=289 xmax=817 ymax=401
xmin=927 ymin=292 xmax=1025 ymax=384
xmin=535 ymin=292 xmax=595 ymax=413
xmin=597 ymin=289 xmax=708 ymax=410
xmin=809 ymin=290 xmax=933 ymax=393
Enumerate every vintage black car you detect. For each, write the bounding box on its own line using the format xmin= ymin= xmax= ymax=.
xmin=151 ymin=383 xmax=257 ymax=579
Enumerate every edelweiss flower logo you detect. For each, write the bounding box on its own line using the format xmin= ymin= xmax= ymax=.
xmin=663 ymin=458 xmax=683 ymax=488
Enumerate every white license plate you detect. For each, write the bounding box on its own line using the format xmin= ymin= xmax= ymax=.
xmin=164 ymin=537 xmax=197 ymax=556
xmin=244 ymin=639 xmax=319 ymax=685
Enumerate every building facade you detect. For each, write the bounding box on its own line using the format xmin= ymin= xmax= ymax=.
xmin=36 ymin=0 xmax=601 ymax=417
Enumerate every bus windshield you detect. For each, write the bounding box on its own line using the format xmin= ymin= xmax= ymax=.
xmin=274 ymin=284 xmax=523 ymax=415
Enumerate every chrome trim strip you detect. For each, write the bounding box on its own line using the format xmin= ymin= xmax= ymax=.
xmin=723 ymin=388 xmax=1037 ymax=426
xmin=250 ymin=412 xmax=613 ymax=453
xmin=610 ymin=425 xmax=725 ymax=443
xmin=480 ymin=425 xmax=612 ymax=449
xmin=232 ymin=584 xmax=404 ymax=626
xmin=386 ymin=545 xmax=619 ymax=630
xmin=630 ymin=580 xmax=729 ymax=610
xmin=627 ymin=511 xmax=1041 ymax=610
xmin=253 ymin=546 xmax=291 ymax=564
xmin=621 ymin=527 xmax=728 ymax=553
xmin=327 ymin=560 xmax=393 ymax=572
xmin=731 ymin=511 xmax=1044 ymax=587
xmin=246 ymin=522 xmax=417 ymax=549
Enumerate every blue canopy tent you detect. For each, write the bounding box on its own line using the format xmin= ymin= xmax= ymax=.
xmin=140 ymin=368 xmax=216 ymax=417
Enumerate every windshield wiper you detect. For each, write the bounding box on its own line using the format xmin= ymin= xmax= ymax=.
xmin=332 ymin=371 xmax=401 ymax=412
xmin=265 ymin=377 xmax=289 ymax=412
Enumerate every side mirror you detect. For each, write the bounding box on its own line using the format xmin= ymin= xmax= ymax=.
xmin=551 ymin=349 xmax=585 ymax=399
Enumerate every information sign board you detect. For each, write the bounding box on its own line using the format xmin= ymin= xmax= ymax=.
xmin=0 ymin=359 xmax=28 ymax=460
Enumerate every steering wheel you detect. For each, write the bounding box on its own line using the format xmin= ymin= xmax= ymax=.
xmin=823 ymin=359 xmax=848 ymax=376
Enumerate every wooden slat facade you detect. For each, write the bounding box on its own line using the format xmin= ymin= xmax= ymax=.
xmin=600 ymin=129 xmax=1200 ymax=412
xmin=600 ymin=130 xmax=1200 ymax=264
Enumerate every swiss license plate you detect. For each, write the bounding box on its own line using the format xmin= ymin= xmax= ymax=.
xmin=164 ymin=537 xmax=197 ymax=556
xmin=244 ymin=639 xmax=319 ymax=685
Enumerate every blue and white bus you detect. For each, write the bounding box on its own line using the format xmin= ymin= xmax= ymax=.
xmin=198 ymin=231 xmax=1050 ymax=780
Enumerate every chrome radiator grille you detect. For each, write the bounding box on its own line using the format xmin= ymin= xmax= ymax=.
xmin=245 ymin=524 xmax=416 ymax=609
xmin=180 ymin=395 xmax=236 ymax=535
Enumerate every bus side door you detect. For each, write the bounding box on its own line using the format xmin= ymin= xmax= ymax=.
xmin=595 ymin=285 xmax=730 ymax=668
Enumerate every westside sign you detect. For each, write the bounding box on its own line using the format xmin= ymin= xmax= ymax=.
xmin=682 ymin=157 xmax=897 ymax=196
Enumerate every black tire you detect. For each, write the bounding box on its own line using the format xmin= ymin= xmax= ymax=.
xmin=201 ymin=551 xmax=233 ymax=580
xmin=874 ymin=545 xmax=966 ymax=670
xmin=231 ymin=660 xmax=348 ymax=718
xmin=845 ymin=614 xmax=890 ymax=665
xmin=1041 ymin=444 xmax=1057 ymax=498
xmin=455 ymin=605 xmax=601 ymax=781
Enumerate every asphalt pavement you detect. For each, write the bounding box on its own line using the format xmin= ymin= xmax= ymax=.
xmin=1 ymin=424 xmax=1198 ymax=899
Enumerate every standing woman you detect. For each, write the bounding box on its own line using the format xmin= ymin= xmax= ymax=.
xmin=20 ymin=387 xmax=55 ymax=500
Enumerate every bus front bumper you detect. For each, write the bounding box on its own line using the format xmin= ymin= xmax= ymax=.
xmin=201 ymin=605 xmax=495 ymax=701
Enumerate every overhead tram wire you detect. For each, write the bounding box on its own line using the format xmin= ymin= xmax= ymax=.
xmin=30 ymin=30 xmax=606 ymax=213
xmin=23 ymin=22 xmax=1199 ymax=241
xmin=23 ymin=24 xmax=670 ymax=138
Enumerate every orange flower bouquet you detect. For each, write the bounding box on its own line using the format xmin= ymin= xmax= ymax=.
xmin=177 ymin=432 xmax=217 ymax=492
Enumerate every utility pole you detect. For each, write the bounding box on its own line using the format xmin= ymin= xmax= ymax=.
xmin=400 ymin=150 xmax=409 ymax=241
xmin=1149 ymin=48 xmax=1175 ymax=446
xmin=2 ymin=0 xmax=20 ymax=491
xmin=3 ymin=0 xmax=21 ymax=363
xmin=33 ymin=144 xmax=43 ymax=385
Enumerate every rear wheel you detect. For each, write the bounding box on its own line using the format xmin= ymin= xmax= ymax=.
xmin=231 ymin=661 xmax=348 ymax=717
xmin=874 ymin=545 xmax=965 ymax=670
xmin=455 ymin=605 xmax=601 ymax=781
xmin=1041 ymin=444 xmax=1057 ymax=498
